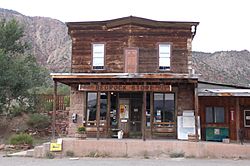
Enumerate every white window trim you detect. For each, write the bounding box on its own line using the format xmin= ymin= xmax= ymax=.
xmin=159 ymin=43 xmax=171 ymax=70
xmin=92 ymin=43 xmax=105 ymax=70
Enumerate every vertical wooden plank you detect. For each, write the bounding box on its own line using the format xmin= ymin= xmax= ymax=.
xmin=52 ymin=80 xmax=57 ymax=140
xmin=194 ymin=84 xmax=199 ymax=141
xmin=106 ymin=92 xmax=111 ymax=137
xmin=142 ymin=89 xmax=147 ymax=141
xmin=96 ymin=84 xmax=101 ymax=140
xmin=236 ymin=97 xmax=240 ymax=142
xmin=83 ymin=92 xmax=87 ymax=127
xmin=150 ymin=92 xmax=154 ymax=139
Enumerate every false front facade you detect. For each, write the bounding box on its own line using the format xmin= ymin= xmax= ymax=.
xmin=51 ymin=16 xmax=199 ymax=140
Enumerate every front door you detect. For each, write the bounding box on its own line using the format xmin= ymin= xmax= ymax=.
xmin=129 ymin=98 xmax=142 ymax=138
xmin=124 ymin=48 xmax=138 ymax=73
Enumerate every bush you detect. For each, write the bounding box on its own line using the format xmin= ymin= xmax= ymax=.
xmin=10 ymin=105 xmax=23 ymax=117
xmin=27 ymin=113 xmax=51 ymax=129
xmin=44 ymin=101 xmax=53 ymax=112
xmin=45 ymin=152 xmax=55 ymax=159
xmin=66 ymin=150 xmax=75 ymax=157
xmin=10 ymin=133 xmax=33 ymax=145
xmin=64 ymin=96 xmax=70 ymax=107
xmin=77 ymin=125 xmax=86 ymax=133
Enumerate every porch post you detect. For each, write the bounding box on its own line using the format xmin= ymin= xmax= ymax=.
xmin=106 ymin=92 xmax=111 ymax=137
xmin=150 ymin=92 xmax=154 ymax=139
xmin=96 ymin=83 xmax=101 ymax=140
xmin=142 ymin=87 xmax=147 ymax=141
xmin=194 ymin=83 xmax=199 ymax=141
xmin=52 ymin=80 xmax=57 ymax=140
xmin=236 ymin=97 xmax=240 ymax=142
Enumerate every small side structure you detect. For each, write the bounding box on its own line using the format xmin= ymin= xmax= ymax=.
xmin=198 ymin=81 xmax=250 ymax=142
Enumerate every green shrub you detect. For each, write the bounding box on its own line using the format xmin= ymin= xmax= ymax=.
xmin=10 ymin=133 xmax=33 ymax=145
xmin=66 ymin=150 xmax=75 ymax=157
xmin=10 ymin=105 xmax=23 ymax=117
xmin=64 ymin=96 xmax=70 ymax=107
xmin=27 ymin=113 xmax=51 ymax=129
xmin=77 ymin=125 xmax=86 ymax=133
xmin=44 ymin=101 xmax=53 ymax=112
xmin=45 ymin=152 xmax=55 ymax=159
xmin=169 ymin=152 xmax=185 ymax=158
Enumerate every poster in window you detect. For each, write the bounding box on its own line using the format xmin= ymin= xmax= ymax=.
xmin=120 ymin=104 xmax=129 ymax=119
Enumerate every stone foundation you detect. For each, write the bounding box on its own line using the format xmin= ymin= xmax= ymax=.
xmin=34 ymin=138 xmax=250 ymax=159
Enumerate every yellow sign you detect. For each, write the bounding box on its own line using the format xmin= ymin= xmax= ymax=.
xmin=50 ymin=143 xmax=62 ymax=152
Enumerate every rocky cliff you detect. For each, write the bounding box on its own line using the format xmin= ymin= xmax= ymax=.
xmin=0 ymin=8 xmax=71 ymax=72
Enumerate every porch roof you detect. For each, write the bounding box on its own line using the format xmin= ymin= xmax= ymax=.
xmin=50 ymin=72 xmax=199 ymax=85
xmin=198 ymin=89 xmax=250 ymax=97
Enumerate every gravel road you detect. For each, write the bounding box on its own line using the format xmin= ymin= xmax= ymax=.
xmin=0 ymin=156 xmax=250 ymax=166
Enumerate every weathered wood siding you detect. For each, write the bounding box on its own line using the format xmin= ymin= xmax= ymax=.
xmin=69 ymin=24 xmax=193 ymax=73
xmin=176 ymin=83 xmax=195 ymax=115
xmin=199 ymin=97 xmax=250 ymax=141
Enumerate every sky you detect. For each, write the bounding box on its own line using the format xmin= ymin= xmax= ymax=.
xmin=1 ymin=0 xmax=250 ymax=53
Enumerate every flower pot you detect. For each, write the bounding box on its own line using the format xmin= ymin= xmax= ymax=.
xmin=75 ymin=133 xmax=87 ymax=140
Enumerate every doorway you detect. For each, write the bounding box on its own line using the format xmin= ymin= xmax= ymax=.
xmin=129 ymin=98 xmax=142 ymax=138
xmin=118 ymin=93 xmax=142 ymax=138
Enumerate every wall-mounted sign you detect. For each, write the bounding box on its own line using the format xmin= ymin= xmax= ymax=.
xmin=79 ymin=84 xmax=171 ymax=92
xmin=244 ymin=110 xmax=250 ymax=127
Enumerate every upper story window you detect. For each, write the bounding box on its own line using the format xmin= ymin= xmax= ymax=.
xmin=92 ymin=43 xmax=105 ymax=70
xmin=159 ymin=44 xmax=171 ymax=70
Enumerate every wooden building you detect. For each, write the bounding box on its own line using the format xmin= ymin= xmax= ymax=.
xmin=198 ymin=81 xmax=250 ymax=142
xmin=51 ymin=16 xmax=200 ymax=140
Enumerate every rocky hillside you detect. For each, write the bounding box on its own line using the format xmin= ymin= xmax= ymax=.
xmin=193 ymin=50 xmax=250 ymax=87
xmin=0 ymin=8 xmax=71 ymax=72
xmin=1 ymin=8 xmax=250 ymax=87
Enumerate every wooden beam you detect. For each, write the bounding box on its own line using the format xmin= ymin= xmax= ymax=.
xmin=236 ymin=97 xmax=240 ymax=142
xmin=150 ymin=92 xmax=154 ymax=139
xmin=194 ymin=84 xmax=199 ymax=141
xmin=142 ymin=89 xmax=147 ymax=141
xmin=52 ymin=80 xmax=57 ymax=140
xmin=106 ymin=92 xmax=111 ymax=137
xmin=83 ymin=92 xmax=87 ymax=127
xmin=96 ymin=84 xmax=101 ymax=140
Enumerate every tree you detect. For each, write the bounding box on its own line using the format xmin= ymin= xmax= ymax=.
xmin=0 ymin=19 xmax=47 ymax=115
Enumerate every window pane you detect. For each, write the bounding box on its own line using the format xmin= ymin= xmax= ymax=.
xmin=159 ymin=57 xmax=170 ymax=66
xmin=93 ymin=52 xmax=104 ymax=58
xmin=164 ymin=94 xmax=175 ymax=122
xmin=100 ymin=93 xmax=107 ymax=120
xmin=159 ymin=44 xmax=170 ymax=54
xmin=87 ymin=93 xmax=97 ymax=121
xmin=93 ymin=44 xmax=104 ymax=53
xmin=206 ymin=107 xmax=213 ymax=123
xmin=154 ymin=93 xmax=164 ymax=122
xmin=214 ymin=107 xmax=224 ymax=123
xmin=93 ymin=57 xmax=104 ymax=66
xmin=154 ymin=93 xmax=175 ymax=123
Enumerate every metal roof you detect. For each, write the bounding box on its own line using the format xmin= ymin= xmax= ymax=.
xmin=198 ymin=89 xmax=250 ymax=97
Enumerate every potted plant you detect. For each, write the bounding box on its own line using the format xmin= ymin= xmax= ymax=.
xmin=75 ymin=125 xmax=87 ymax=139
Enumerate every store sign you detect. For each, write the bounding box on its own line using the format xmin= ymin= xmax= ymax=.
xmin=79 ymin=84 xmax=171 ymax=92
